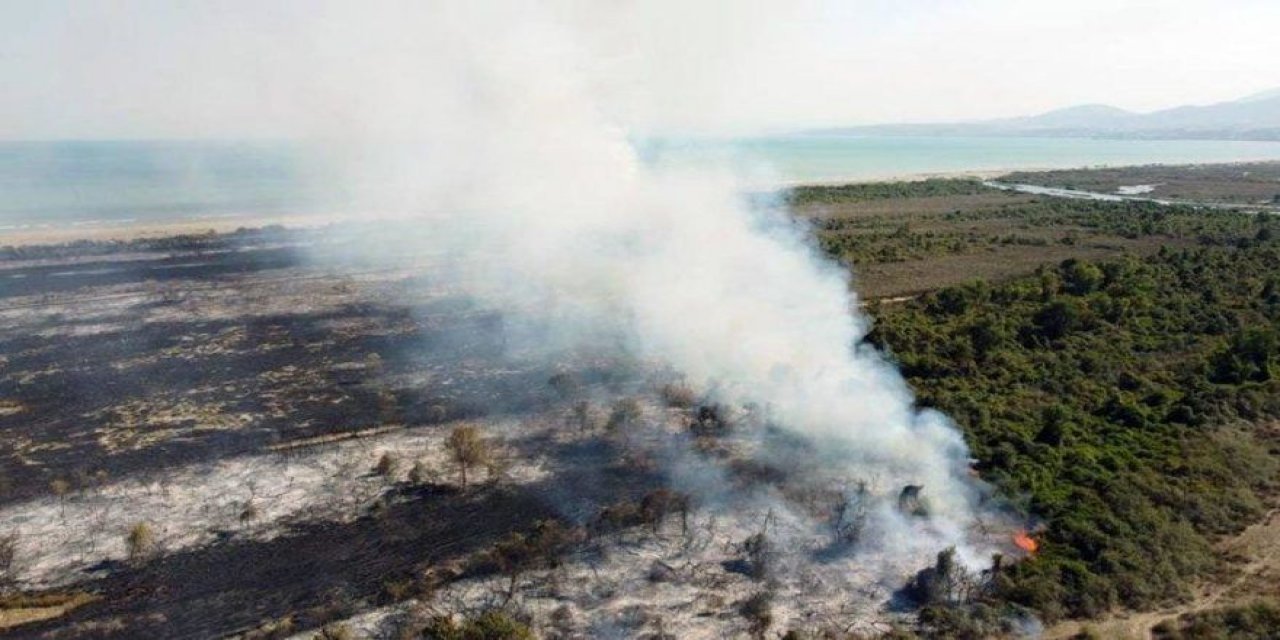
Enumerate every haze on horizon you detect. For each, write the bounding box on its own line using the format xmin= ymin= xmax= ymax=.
xmin=2 ymin=0 xmax=1278 ymax=140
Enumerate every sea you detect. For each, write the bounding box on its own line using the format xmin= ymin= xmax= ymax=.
xmin=5 ymin=136 xmax=1280 ymax=230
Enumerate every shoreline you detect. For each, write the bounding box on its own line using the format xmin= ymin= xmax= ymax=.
xmin=0 ymin=212 xmax=351 ymax=248
xmin=5 ymin=158 xmax=1280 ymax=248
xmin=768 ymin=167 xmax=1013 ymax=188
xmin=770 ymin=157 xmax=1280 ymax=188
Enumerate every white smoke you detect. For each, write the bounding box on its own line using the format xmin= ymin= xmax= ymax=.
xmin=53 ymin=0 xmax=990 ymax=580
xmin=283 ymin=1 xmax=990 ymax=567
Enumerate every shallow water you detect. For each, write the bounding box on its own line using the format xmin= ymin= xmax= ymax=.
xmin=5 ymin=136 xmax=1280 ymax=227
xmin=643 ymin=134 xmax=1280 ymax=184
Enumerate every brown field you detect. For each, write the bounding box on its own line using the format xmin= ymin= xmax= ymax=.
xmin=1003 ymin=161 xmax=1280 ymax=205
xmin=854 ymin=241 xmax=1173 ymax=300
xmin=791 ymin=189 xmax=1193 ymax=299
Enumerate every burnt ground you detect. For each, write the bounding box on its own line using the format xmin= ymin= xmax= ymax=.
xmin=0 ymin=240 xmax=561 ymax=505
xmin=10 ymin=432 xmax=664 ymax=639
xmin=6 ymin=485 xmax=555 ymax=639
xmin=0 ymin=233 xmax=671 ymax=638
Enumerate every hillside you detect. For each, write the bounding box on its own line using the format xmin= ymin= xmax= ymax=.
xmin=817 ymin=88 xmax=1280 ymax=141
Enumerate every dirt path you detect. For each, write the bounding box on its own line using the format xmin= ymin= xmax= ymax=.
xmin=1045 ymin=507 xmax=1280 ymax=639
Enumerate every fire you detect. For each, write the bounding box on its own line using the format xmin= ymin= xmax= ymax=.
xmin=1013 ymin=530 xmax=1038 ymax=554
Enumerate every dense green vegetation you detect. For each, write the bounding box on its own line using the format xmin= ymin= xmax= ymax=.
xmin=867 ymin=221 xmax=1280 ymax=622
xmin=787 ymin=178 xmax=995 ymax=205
xmin=1153 ymin=601 xmax=1280 ymax=639
xmin=935 ymin=198 xmax=1268 ymax=240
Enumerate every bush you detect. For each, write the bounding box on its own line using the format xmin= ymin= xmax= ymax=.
xmin=314 ymin=624 xmax=355 ymax=640
xmin=659 ymin=383 xmax=697 ymax=408
xmin=375 ymin=452 xmax=401 ymax=478
xmin=1153 ymin=600 xmax=1280 ymax=639
xmin=126 ymin=522 xmax=156 ymax=563
xmin=408 ymin=461 xmax=430 ymax=485
xmin=420 ymin=610 xmax=534 ymax=640
xmin=606 ymin=398 xmax=643 ymax=432
xmin=739 ymin=590 xmax=774 ymax=638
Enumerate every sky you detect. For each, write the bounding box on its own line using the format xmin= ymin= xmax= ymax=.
xmin=1 ymin=0 xmax=1278 ymax=139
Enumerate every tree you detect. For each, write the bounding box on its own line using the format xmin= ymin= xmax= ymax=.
xmin=481 ymin=521 xmax=576 ymax=604
xmin=547 ymin=372 xmax=580 ymax=400
xmin=1033 ymin=300 xmax=1083 ymax=340
xmin=570 ymin=400 xmax=594 ymax=432
xmin=445 ymin=424 xmax=489 ymax=487
xmin=239 ymin=501 xmax=260 ymax=528
xmin=907 ymin=547 xmax=969 ymax=606
xmin=831 ymin=482 xmax=869 ymax=545
xmin=408 ymin=460 xmax=429 ymax=485
xmin=1062 ymin=259 xmax=1104 ymax=295
xmin=0 ymin=534 xmax=16 ymax=591
xmin=374 ymin=451 xmax=400 ymax=478
xmin=932 ymin=287 xmax=970 ymax=315
xmin=966 ymin=318 xmax=1004 ymax=362
xmin=1209 ymin=328 xmax=1278 ymax=383
xmin=739 ymin=590 xmax=774 ymax=639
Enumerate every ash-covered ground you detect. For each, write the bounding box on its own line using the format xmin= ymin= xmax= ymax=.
xmin=0 ymin=229 xmax=1027 ymax=638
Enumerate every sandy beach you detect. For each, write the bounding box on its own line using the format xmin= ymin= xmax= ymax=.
xmin=0 ymin=212 xmax=352 ymax=248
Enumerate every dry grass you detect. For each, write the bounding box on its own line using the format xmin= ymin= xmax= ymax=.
xmin=854 ymin=240 xmax=1182 ymax=299
xmin=0 ymin=591 xmax=98 ymax=631
xmin=1003 ymin=162 xmax=1280 ymax=205
xmin=791 ymin=187 xmax=1199 ymax=298
xmin=796 ymin=192 xmax=1037 ymax=221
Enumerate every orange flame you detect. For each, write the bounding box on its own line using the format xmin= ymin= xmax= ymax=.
xmin=1013 ymin=530 xmax=1038 ymax=554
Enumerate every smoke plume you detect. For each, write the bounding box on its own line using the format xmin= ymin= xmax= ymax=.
xmin=280 ymin=1 xmax=990 ymax=568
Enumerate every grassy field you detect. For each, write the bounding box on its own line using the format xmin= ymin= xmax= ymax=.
xmin=789 ymin=179 xmax=1242 ymax=299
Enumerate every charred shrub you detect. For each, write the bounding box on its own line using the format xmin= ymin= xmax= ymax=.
xmin=0 ymin=534 xmax=15 ymax=591
xmin=724 ymin=531 xmax=775 ymax=580
xmin=906 ymin=547 xmax=969 ymax=607
xmin=593 ymin=499 xmax=643 ymax=535
xmin=594 ymin=490 xmax=691 ymax=537
xmin=472 ymin=520 xmax=581 ymax=602
xmin=606 ymin=398 xmax=643 ymax=433
xmin=739 ymin=590 xmax=775 ymax=639
xmin=639 ymin=488 xmax=691 ymax=534
xmin=659 ymin=383 xmax=697 ymax=408
xmin=375 ymin=452 xmax=401 ymax=478
xmin=689 ymin=403 xmax=731 ymax=436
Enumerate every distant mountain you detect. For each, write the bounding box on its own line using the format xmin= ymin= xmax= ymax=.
xmin=816 ymin=89 xmax=1280 ymax=141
